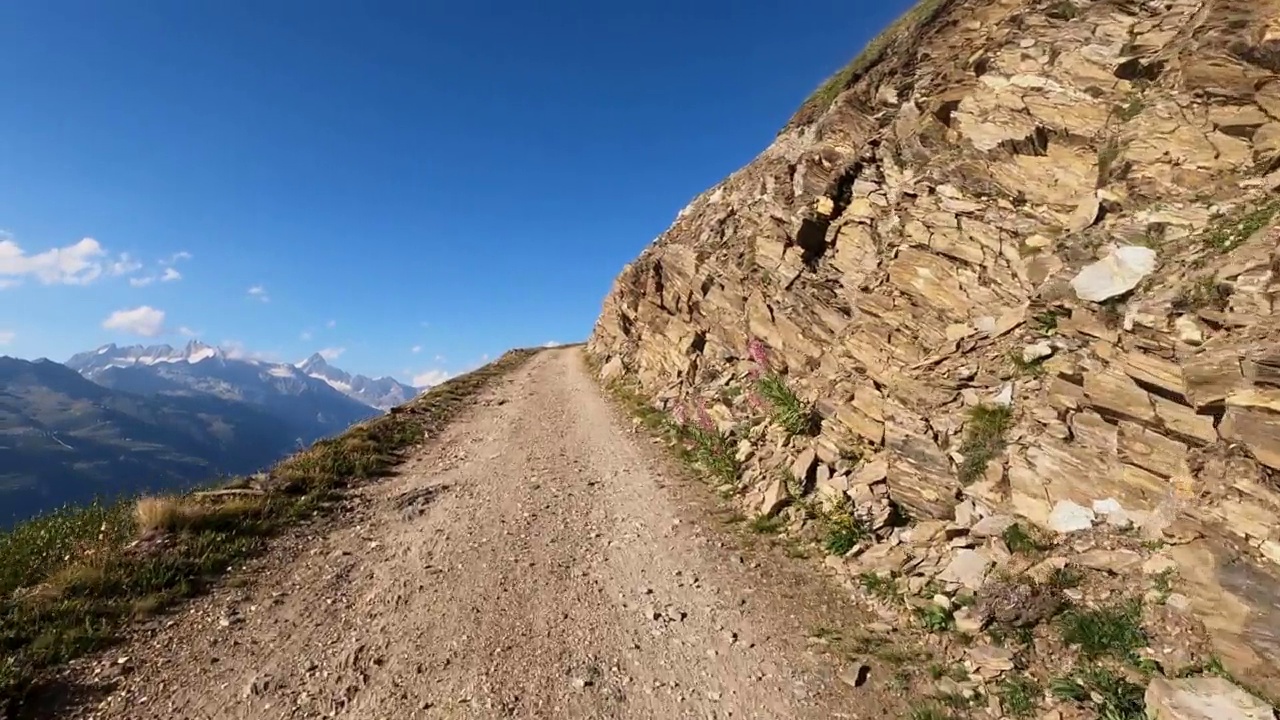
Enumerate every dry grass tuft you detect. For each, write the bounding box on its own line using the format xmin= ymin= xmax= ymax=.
xmin=133 ymin=496 xmax=184 ymax=533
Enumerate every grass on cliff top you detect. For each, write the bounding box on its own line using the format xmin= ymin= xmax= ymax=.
xmin=788 ymin=0 xmax=949 ymax=128
xmin=0 ymin=348 xmax=538 ymax=714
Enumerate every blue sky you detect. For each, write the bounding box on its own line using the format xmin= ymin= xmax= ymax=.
xmin=0 ymin=0 xmax=911 ymax=385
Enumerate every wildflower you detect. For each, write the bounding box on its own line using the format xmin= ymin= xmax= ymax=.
xmin=695 ymin=399 xmax=716 ymax=432
xmin=747 ymin=338 xmax=769 ymax=367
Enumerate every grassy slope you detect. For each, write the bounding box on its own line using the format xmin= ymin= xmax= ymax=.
xmin=0 ymin=348 xmax=538 ymax=714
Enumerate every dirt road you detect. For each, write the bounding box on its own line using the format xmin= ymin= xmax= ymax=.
xmin=67 ymin=348 xmax=891 ymax=719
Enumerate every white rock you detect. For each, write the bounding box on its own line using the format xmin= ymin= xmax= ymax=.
xmin=953 ymin=606 xmax=985 ymax=634
xmin=1145 ymin=677 xmax=1274 ymax=720
xmin=1069 ymin=245 xmax=1158 ymax=302
xmin=938 ymin=549 xmax=992 ymax=590
xmin=1047 ymin=500 xmax=1095 ymax=533
xmin=1091 ymin=498 xmax=1133 ymax=528
xmin=1021 ymin=342 xmax=1054 ymax=363
xmin=1092 ymin=497 xmax=1123 ymax=515
xmin=970 ymin=515 xmax=1016 ymax=538
xmin=1175 ymin=315 xmax=1205 ymax=345
xmin=992 ymin=383 xmax=1014 ymax=407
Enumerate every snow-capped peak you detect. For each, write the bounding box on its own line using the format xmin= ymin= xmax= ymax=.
xmin=67 ymin=340 xmax=226 ymax=374
xmin=293 ymin=353 xmax=420 ymax=411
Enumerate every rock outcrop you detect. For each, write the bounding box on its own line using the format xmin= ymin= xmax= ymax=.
xmin=588 ymin=0 xmax=1280 ymax=699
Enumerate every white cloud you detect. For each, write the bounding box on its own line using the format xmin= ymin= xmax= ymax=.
xmin=318 ymin=347 xmax=345 ymax=360
xmin=542 ymin=341 xmax=560 ymax=347
xmin=300 ymin=330 xmax=313 ymax=341
xmin=434 ymin=354 xmax=446 ymax=363
xmin=0 ymin=330 xmax=13 ymax=346
xmin=128 ymin=265 xmax=181 ymax=287
xmin=165 ymin=251 xmax=192 ymax=264
xmin=0 ymin=279 xmax=22 ymax=290
xmin=412 ymin=369 xmax=452 ymax=387
xmin=0 ymin=236 xmax=121 ymax=286
xmin=102 ymin=306 xmax=166 ymax=337
xmin=247 ymin=285 xmax=269 ymax=302
xmin=108 ymin=253 xmax=143 ymax=277
xmin=326 ymin=319 xmax=336 ymax=329
xmin=411 ymin=345 xmax=422 ymax=354
xmin=177 ymin=326 xmax=198 ymax=337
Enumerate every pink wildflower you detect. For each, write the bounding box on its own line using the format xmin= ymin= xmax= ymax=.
xmin=695 ymin=399 xmax=716 ymax=432
xmin=747 ymin=337 xmax=769 ymax=366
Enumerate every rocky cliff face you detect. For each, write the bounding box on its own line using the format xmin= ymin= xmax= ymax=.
xmin=589 ymin=0 xmax=1280 ymax=698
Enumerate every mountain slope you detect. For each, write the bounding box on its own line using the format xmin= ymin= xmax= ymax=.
xmin=297 ymin=353 xmax=420 ymax=410
xmin=588 ymin=0 xmax=1280 ymax=698
xmin=0 ymin=357 xmax=295 ymax=524
xmin=67 ymin=342 xmax=380 ymax=440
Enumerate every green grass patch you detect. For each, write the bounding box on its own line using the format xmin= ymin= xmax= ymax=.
xmin=1057 ymin=599 xmax=1147 ymax=660
xmin=1032 ymin=309 xmax=1065 ymax=336
xmin=859 ymin=572 xmax=900 ymax=601
xmin=756 ymin=373 xmax=815 ymax=436
xmin=684 ymin=425 xmax=740 ymax=484
xmin=907 ymin=703 xmax=950 ymax=720
xmin=915 ymin=603 xmax=955 ymax=633
xmin=997 ymin=674 xmax=1041 ymax=717
xmin=1050 ymin=665 xmax=1145 ymax=720
xmin=1203 ymin=199 xmax=1280 ymax=252
xmin=957 ymin=404 xmax=1013 ymax=485
xmin=1047 ymin=565 xmax=1084 ymax=590
xmin=1001 ymin=523 xmax=1046 ymax=554
xmin=749 ymin=515 xmax=785 ymax=534
xmin=1008 ymin=352 xmax=1048 ymax=377
xmin=0 ymin=348 xmax=540 ymax=712
xmin=819 ymin=502 xmax=870 ymax=556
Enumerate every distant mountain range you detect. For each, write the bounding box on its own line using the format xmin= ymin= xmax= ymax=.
xmin=296 ymin=353 xmax=419 ymax=411
xmin=2 ymin=341 xmax=420 ymax=525
xmin=67 ymin=341 xmax=423 ymax=412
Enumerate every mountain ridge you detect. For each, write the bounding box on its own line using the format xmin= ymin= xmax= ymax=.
xmin=0 ymin=355 xmax=297 ymax=524
xmin=295 ymin=352 xmax=421 ymax=410
xmin=67 ymin=341 xmax=421 ymax=411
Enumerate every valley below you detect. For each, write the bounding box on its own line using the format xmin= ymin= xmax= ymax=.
xmin=0 ymin=343 xmax=408 ymax=525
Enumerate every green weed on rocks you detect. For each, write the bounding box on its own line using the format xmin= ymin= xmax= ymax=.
xmin=1057 ymin=599 xmax=1146 ymax=660
xmin=1203 ymin=199 xmax=1280 ymax=252
xmin=747 ymin=338 xmax=815 ymax=436
xmin=957 ymin=404 xmax=1013 ymax=485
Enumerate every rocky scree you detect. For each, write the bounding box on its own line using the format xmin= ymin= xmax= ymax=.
xmin=589 ymin=0 xmax=1280 ymax=712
